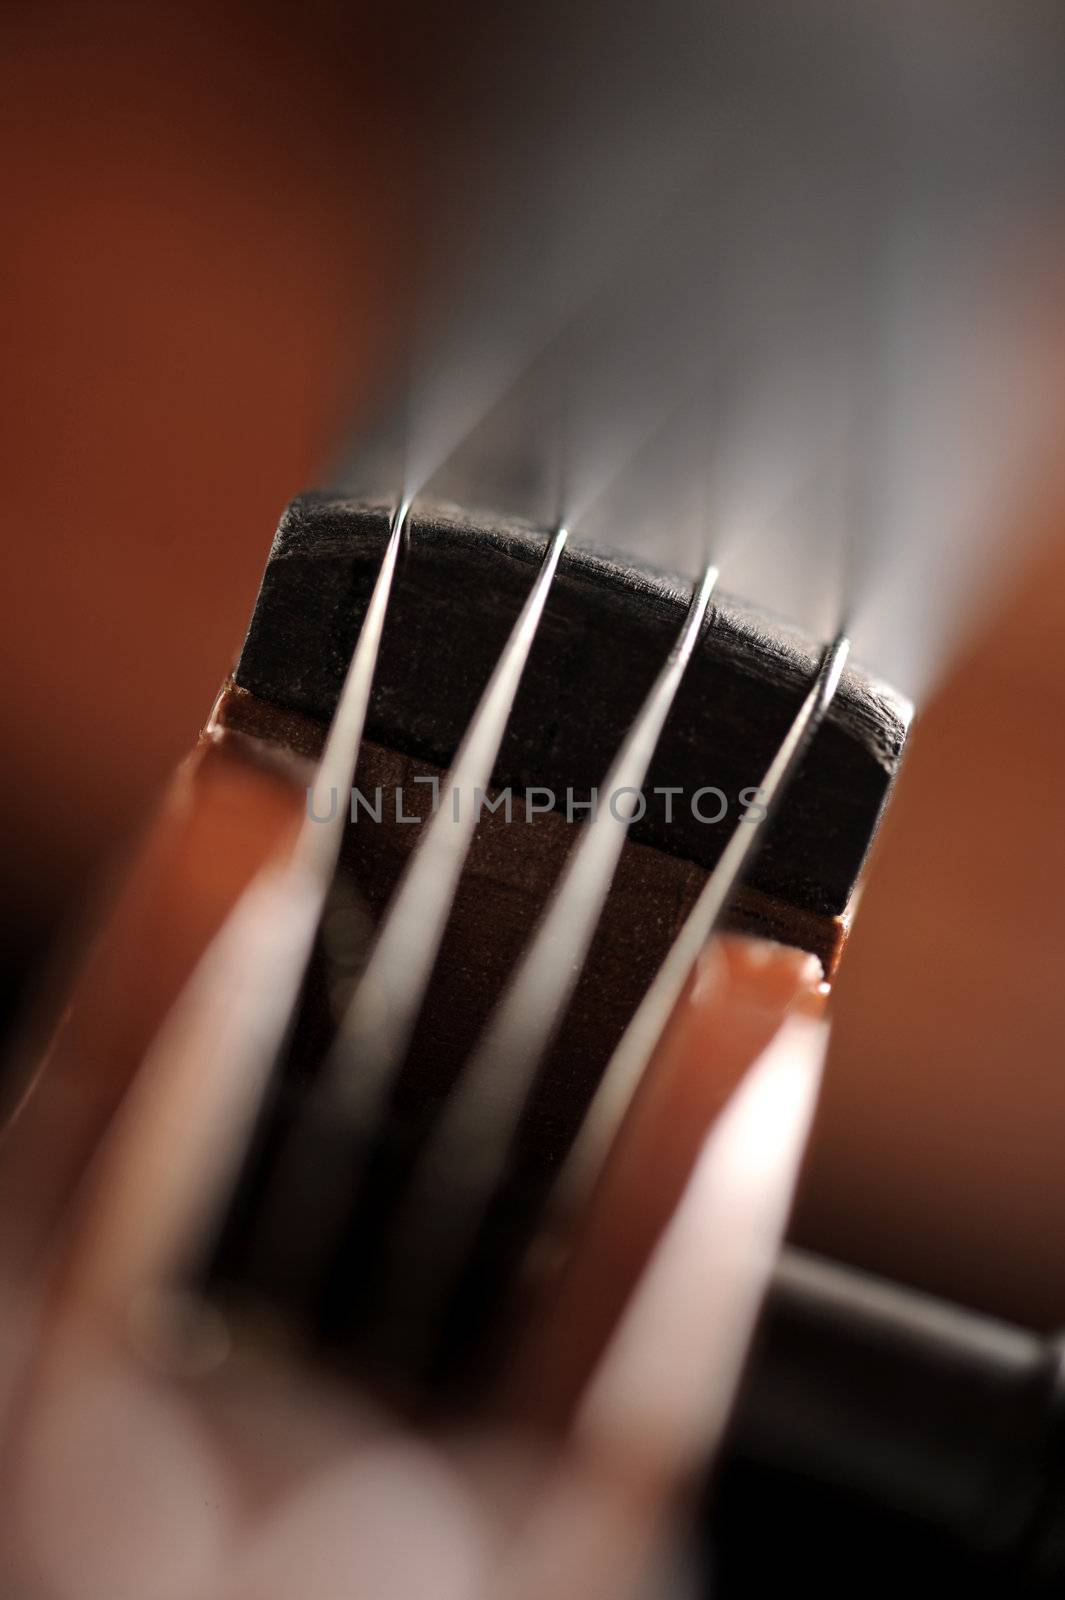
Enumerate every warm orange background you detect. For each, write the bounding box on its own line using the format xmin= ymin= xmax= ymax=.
xmin=0 ymin=2 xmax=416 ymax=993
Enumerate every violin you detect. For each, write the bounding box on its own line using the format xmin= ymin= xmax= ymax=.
xmin=3 ymin=5 xmax=1065 ymax=1597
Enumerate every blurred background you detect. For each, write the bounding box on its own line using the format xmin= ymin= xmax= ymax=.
xmin=2 ymin=0 xmax=1065 ymax=1441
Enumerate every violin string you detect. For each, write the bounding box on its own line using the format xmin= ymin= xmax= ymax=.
xmin=365 ymin=558 xmax=721 ymax=1367
xmin=94 ymin=499 xmax=413 ymax=1294
xmin=295 ymin=497 xmax=412 ymax=885
xmin=199 ymin=491 xmax=411 ymax=1065
xmin=322 ymin=521 xmax=570 ymax=1118
xmin=553 ymin=629 xmax=850 ymax=1231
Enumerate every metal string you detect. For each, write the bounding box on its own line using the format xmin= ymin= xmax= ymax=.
xmin=94 ymin=499 xmax=413 ymax=1291
xmin=296 ymin=497 xmax=412 ymax=885
xmin=554 ymin=630 xmax=850 ymax=1229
